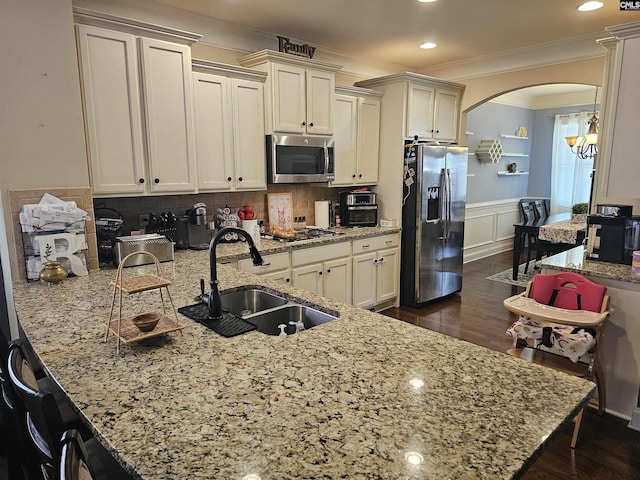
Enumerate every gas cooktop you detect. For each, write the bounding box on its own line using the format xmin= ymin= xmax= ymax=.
xmin=266 ymin=227 xmax=345 ymax=243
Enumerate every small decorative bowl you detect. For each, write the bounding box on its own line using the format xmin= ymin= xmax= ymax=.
xmin=132 ymin=312 xmax=161 ymax=332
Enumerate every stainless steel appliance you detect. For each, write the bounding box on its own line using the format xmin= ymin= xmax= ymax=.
xmin=340 ymin=191 xmax=378 ymax=227
xmin=187 ymin=203 xmax=209 ymax=250
xmin=400 ymin=143 xmax=468 ymax=306
xmin=266 ymin=134 xmax=334 ymax=183
xmin=113 ymin=234 xmax=175 ymax=267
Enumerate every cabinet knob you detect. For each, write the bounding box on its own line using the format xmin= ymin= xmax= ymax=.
xmin=309 ymin=122 xmax=314 ymax=127
xmin=285 ymin=278 xmax=290 ymax=283
xmin=379 ymin=257 xmax=385 ymax=263
xmin=138 ymin=178 xmax=145 ymax=184
xmin=238 ymin=177 xmax=243 ymax=182
xmin=301 ymin=121 xmax=306 ymax=126
xmin=319 ymin=271 xmax=323 ymax=276
xmin=358 ymin=174 xmax=362 ymax=178
xmin=326 ymin=269 xmax=331 ymax=273
xmin=227 ymin=177 xmax=232 ymax=182
xmin=154 ymin=178 xmax=160 ymax=184
xmin=436 ymin=130 xmax=440 ymax=134
xmin=352 ymin=174 xmax=356 ymax=179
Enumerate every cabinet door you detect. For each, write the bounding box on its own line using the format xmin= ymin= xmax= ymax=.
xmin=433 ymin=88 xmax=459 ymax=142
xmin=272 ymin=63 xmax=306 ymax=133
xmin=261 ymin=269 xmax=291 ymax=285
xmin=76 ymin=25 xmax=146 ymax=195
xmin=292 ymin=263 xmax=323 ymax=296
xmin=376 ymin=248 xmax=399 ymax=304
xmin=193 ymin=73 xmax=233 ymax=191
xmin=231 ymin=78 xmax=266 ymax=190
xmin=324 ymin=257 xmax=352 ymax=304
xmin=356 ymin=96 xmax=381 ymax=185
xmin=406 ymin=83 xmax=435 ymax=139
xmin=306 ymin=69 xmax=334 ymax=135
xmin=139 ymin=38 xmax=196 ymax=193
xmin=332 ymin=94 xmax=358 ymax=186
xmin=352 ymin=252 xmax=377 ymax=309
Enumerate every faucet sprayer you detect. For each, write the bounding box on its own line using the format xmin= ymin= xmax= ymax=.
xmin=200 ymin=227 xmax=264 ymax=320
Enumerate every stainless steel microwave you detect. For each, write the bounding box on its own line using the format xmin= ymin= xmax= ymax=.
xmin=266 ymin=134 xmax=335 ymax=183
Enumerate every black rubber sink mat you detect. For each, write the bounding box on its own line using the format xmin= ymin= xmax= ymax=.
xmin=178 ymin=303 xmax=257 ymax=338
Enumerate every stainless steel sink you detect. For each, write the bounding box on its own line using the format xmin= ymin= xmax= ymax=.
xmin=220 ymin=288 xmax=288 ymax=317
xmin=246 ymin=304 xmax=337 ymax=336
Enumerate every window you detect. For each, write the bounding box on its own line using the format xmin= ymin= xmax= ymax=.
xmin=550 ymin=111 xmax=596 ymax=214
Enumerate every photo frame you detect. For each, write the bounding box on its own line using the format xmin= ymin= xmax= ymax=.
xmin=267 ymin=193 xmax=293 ymax=230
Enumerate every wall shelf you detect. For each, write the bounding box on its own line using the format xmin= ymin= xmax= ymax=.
xmin=500 ymin=133 xmax=529 ymax=140
xmin=497 ymin=171 xmax=529 ymax=176
xmin=501 ymin=153 xmax=529 ymax=157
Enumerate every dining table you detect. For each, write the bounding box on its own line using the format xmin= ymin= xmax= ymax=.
xmin=512 ymin=212 xmax=587 ymax=280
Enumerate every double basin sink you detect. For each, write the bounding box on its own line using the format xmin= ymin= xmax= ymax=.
xmin=219 ymin=288 xmax=338 ymax=336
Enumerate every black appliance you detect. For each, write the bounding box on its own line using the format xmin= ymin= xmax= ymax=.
xmin=586 ymin=204 xmax=634 ymax=264
xmin=339 ymin=191 xmax=378 ymax=227
xmin=266 ymin=134 xmax=334 ymax=183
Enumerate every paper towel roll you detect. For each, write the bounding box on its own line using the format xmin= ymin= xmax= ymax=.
xmin=314 ymin=201 xmax=330 ymax=228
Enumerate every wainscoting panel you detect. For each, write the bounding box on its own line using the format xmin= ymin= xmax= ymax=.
xmin=464 ymin=198 xmax=520 ymax=263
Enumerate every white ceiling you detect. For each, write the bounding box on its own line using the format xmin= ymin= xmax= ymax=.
xmin=144 ymin=0 xmax=638 ymax=71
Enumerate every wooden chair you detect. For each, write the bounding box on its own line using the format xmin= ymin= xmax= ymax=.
xmin=59 ymin=429 xmax=95 ymax=480
xmin=504 ymin=272 xmax=609 ymax=448
xmin=519 ymin=201 xmax=545 ymax=273
xmin=7 ymin=339 xmax=66 ymax=477
xmin=7 ymin=339 xmax=133 ymax=480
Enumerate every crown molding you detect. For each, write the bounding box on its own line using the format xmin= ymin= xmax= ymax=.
xmin=606 ymin=21 xmax=640 ymax=39
xmin=72 ymin=7 xmax=201 ymax=45
xmin=416 ymin=32 xmax=607 ymax=82
xmin=491 ymin=90 xmax=599 ymax=110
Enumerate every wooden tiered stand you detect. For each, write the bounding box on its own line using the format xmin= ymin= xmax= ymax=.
xmin=106 ymin=252 xmax=184 ymax=353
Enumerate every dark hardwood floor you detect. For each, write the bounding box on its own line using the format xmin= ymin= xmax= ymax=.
xmin=383 ymin=250 xmax=640 ymax=480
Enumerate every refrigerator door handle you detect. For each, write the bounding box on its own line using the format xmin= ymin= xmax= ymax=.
xmin=444 ymin=168 xmax=452 ymax=241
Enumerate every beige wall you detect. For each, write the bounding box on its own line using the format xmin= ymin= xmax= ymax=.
xmin=0 ymin=0 xmax=89 ymax=279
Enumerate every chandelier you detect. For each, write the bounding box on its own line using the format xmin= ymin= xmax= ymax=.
xmin=565 ymin=87 xmax=599 ymax=160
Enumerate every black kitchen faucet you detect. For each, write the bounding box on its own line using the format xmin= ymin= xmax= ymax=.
xmin=200 ymin=227 xmax=264 ymax=320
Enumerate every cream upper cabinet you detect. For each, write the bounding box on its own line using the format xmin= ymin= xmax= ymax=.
xmin=406 ymin=83 xmax=460 ymax=142
xmin=192 ymin=61 xmax=266 ymax=192
xmin=333 ymin=86 xmax=382 ymax=186
xmin=139 ymin=38 xmax=196 ymax=193
xmin=238 ymin=50 xmax=341 ymax=135
xmin=74 ymin=12 xmax=201 ymax=196
xmin=76 ymin=25 xmax=146 ymax=195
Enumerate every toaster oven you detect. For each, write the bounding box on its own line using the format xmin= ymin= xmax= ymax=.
xmin=340 ymin=191 xmax=378 ymax=227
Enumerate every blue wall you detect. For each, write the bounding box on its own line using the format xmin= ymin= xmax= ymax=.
xmin=465 ymin=102 xmax=533 ymax=204
xmin=466 ymin=101 xmax=597 ymax=204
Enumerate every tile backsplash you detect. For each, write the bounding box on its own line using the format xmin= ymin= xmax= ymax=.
xmin=93 ymin=185 xmax=341 ymax=236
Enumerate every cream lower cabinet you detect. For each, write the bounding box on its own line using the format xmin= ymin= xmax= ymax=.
xmin=291 ymin=242 xmax=352 ymax=304
xmin=75 ymin=23 xmax=197 ymax=195
xmin=352 ymin=234 xmax=399 ymax=309
xmin=192 ymin=61 xmax=267 ymax=192
xmin=238 ymin=252 xmax=291 ymax=285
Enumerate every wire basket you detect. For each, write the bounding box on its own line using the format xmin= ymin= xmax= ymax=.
xmin=95 ymin=207 xmax=124 ymax=265
xmin=95 ymin=217 xmax=124 ymax=236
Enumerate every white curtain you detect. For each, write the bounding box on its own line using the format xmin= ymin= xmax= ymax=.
xmin=550 ymin=111 xmax=597 ymax=215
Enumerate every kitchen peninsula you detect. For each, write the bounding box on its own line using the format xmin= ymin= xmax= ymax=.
xmin=13 ymin=233 xmax=594 ymax=479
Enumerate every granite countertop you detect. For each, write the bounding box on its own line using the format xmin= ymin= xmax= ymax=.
xmin=539 ymin=246 xmax=640 ymax=284
xmin=13 ymin=229 xmax=595 ymax=480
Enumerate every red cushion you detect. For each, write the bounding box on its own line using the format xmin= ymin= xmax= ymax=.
xmin=529 ymin=272 xmax=606 ymax=312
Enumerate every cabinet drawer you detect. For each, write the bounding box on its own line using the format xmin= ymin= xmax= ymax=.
xmin=238 ymin=252 xmax=289 ymax=274
xmin=352 ymin=234 xmax=399 ymax=254
xmin=291 ymin=241 xmax=351 ymax=267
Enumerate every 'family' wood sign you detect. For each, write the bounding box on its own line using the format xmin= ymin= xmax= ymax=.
xmin=277 ymin=36 xmax=316 ymax=59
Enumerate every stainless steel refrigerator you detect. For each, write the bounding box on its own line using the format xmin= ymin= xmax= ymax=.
xmin=400 ymin=143 xmax=467 ymax=306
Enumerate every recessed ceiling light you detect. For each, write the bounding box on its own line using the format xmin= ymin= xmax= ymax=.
xmin=420 ymin=42 xmax=437 ymax=49
xmin=577 ymin=1 xmax=603 ymax=11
